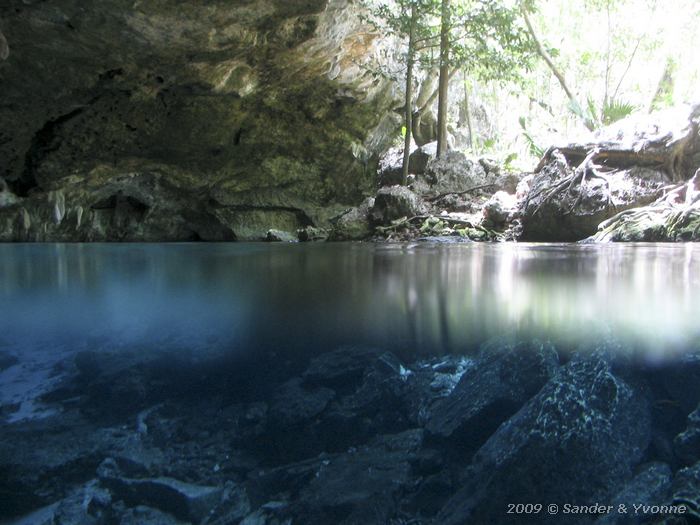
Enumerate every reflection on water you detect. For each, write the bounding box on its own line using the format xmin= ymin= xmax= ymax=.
xmin=1 ymin=242 xmax=699 ymax=359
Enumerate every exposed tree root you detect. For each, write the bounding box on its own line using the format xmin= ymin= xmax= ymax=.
xmin=591 ymin=174 xmax=700 ymax=241
xmin=424 ymin=183 xmax=497 ymax=203
xmin=528 ymin=147 xmax=618 ymax=217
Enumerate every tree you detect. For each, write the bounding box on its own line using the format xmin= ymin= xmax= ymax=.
xmin=436 ymin=0 xmax=451 ymax=157
xmin=521 ymin=0 xmax=660 ymax=132
xmin=402 ymin=3 xmax=418 ymax=185
xmin=434 ymin=0 xmax=535 ymax=157
xmin=361 ymin=0 xmax=441 ymax=184
xmin=650 ymin=56 xmax=677 ymax=111
xmin=365 ymin=0 xmax=533 ymax=164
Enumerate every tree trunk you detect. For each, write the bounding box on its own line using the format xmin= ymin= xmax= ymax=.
xmin=436 ymin=0 xmax=451 ymax=158
xmin=415 ymin=68 xmax=457 ymax=118
xmin=463 ymin=71 xmax=474 ymax=153
xmin=402 ymin=5 xmax=418 ymax=186
xmin=602 ymin=0 xmax=612 ymax=114
xmin=415 ymin=67 xmax=440 ymax=115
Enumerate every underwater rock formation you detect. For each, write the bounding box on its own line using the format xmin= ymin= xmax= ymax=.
xmin=437 ymin=348 xmax=651 ymax=524
xmin=0 ymin=0 xmax=401 ymax=241
xmin=3 ymin=338 xmax=699 ymax=524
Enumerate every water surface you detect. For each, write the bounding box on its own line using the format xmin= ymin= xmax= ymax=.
xmin=1 ymin=242 xmax=698 ymax=361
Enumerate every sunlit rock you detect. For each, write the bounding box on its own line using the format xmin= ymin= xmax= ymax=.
xmin=265 ymin=229 xmax=298 ymax=243
xmin=482 ymin=190 xmax=517 ymax=228
xmin=408 ymin=141 xmax=438 ymax=176
xmin=377 ymin=146 xmax=406 ymax=187
xmin=522 ymin=105 xmax=700 ymax=242
xmin=592 ymin=169 xmax=700 ymax=242
xmin=297 ymin=225 xmax=328 ymax=242
xmin=422 ymin=151 xmax=492 ymax=195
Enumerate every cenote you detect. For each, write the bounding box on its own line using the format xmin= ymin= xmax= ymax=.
xmin=2 ymin=0 xmax=700 ymax=523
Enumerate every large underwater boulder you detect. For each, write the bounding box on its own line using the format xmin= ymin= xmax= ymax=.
xmin=426 ymin=339 xmax=558 ymax=445
xmin=436 ymin=350 xmax=652 ymax=524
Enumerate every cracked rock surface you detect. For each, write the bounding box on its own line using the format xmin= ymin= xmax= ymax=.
xmin=0 ymin=0 xmax=400 ymax=241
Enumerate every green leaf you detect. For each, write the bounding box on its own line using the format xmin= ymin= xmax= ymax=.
xmin=602 ymin=99 xmax=637 ymax=125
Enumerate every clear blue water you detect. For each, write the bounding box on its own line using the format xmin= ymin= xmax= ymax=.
xmin=2 ymin=241 xmax=699 ymax=419
xmin=2 ymin=242 xmax=700 ymax=523
xmin=1 ymin=242 xmax=699 ymax=361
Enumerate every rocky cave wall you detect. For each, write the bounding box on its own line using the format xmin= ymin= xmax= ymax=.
xmin=0 ymin=0 xmax=401 ymax=241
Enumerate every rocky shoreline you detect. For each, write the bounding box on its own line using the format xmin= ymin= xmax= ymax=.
xmin=1 ymin=101 xmax=698 ymax=244
xmin=2 ymin=339 xmax=700 ymax=524
xmin=326 ymin=105 xmax=700 ymax=244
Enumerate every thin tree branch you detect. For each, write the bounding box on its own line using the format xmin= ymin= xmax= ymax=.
xmin=611 ymin=0 xmax=657 ymax=101
xmin=520 ymin=4 xmax=593 ymax=131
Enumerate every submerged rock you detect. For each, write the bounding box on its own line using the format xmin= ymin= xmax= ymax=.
xmin=266 ymin=347 xmax=412 ymax=461
xmin=119 ymin=505 xmax=187 ymax=525
xmin=303 ymin=346 xmax=387 ymax=387
xmin=0 ymin=350 xmax=18 ymax=372
xmin=437 ymin=351 xmax=651 ymax=524
xmin=50 ymin=480 xmax=113 ymax=525
xmin=99 ymin=465 xmax=222 ymax=524
xmin=293 ymin=430 xmax=419 ymax=522
xmin=426 ymin=339 xmax=558 ymax=447
xmin=595 ymin=462 xmax=672 ymax=525
xmin=269 ymin=378 xmax=335 ymax=427
xmin=669 ymin=461 xmax=700 ymax=521
xmin=6 ymin=481 xmax=114 ymax=525
xmin=252 ymin=429 xmax=424 ymax=524
xmin=674 ymin=402 xmax=700 ymax=466
xmin=4 ymin=337 xmax=696 ymax=524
